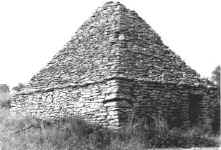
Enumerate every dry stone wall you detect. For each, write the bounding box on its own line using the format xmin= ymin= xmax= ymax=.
xmin=114 ymin=79 xmax=188 ymax=127
xmin=11 ymin=77 xmax=216 ymax=129
xmin=11 ymin=79 xmax=122 ymax=129
xmin=110 ymin=78 xmax=216 ymax=128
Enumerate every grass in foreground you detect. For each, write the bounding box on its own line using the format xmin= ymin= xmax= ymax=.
xmin=0 ymin=108 xmax=219 ymax=150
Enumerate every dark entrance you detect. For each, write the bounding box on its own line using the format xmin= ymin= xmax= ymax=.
xmin=189 ymin=94 xmax=202 ymax=125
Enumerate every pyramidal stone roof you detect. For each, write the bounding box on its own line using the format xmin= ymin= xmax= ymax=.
xmin=28 ymin=1 xmax=201 ymax=90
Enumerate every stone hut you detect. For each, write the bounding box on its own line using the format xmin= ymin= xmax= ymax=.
xmin=11 ymin=1 xmax=217 ymax=129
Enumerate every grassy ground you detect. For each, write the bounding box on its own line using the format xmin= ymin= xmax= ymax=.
xmin=0 ymin=108 xmax=219 ymax=150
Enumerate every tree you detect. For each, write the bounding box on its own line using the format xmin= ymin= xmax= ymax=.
xmin=211 ymin=65 xmax=220 ymax=86
xmin=0 ymin=84 xmax=9 ymax=93
xmin=0 ymin=84 xmax=10 ymax=108
xmin=211 ymin=66 xmax=220 ymax=133
xmin=211 ymin=65 xmax=220 ymax=97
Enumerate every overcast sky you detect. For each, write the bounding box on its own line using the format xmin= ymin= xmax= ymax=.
xmin=0 ymin=0 xmax=220 ymax=88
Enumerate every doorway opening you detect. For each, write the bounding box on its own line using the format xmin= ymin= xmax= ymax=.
xmin=189 ymin=94 xmax=202 ymax=125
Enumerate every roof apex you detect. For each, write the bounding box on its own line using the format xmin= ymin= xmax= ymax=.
xmin=102 ymin=1 xmax=124 ymax=6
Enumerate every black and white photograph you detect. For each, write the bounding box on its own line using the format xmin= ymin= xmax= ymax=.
xmin=0 ymin=0 xmax=220 ymax=149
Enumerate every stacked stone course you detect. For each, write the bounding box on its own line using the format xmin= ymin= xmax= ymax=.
xmin=11 ymin=1 xmax=217 ymax=129
xmin=12 ymin=79 xmax=121 ymax=128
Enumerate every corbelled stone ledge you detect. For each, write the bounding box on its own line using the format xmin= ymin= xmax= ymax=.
xmin=15 ymin=76 xmax=210 ymax=96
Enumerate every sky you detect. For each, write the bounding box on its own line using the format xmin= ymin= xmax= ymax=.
xmin=0 ymin=0 xmax=220 ymax=88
